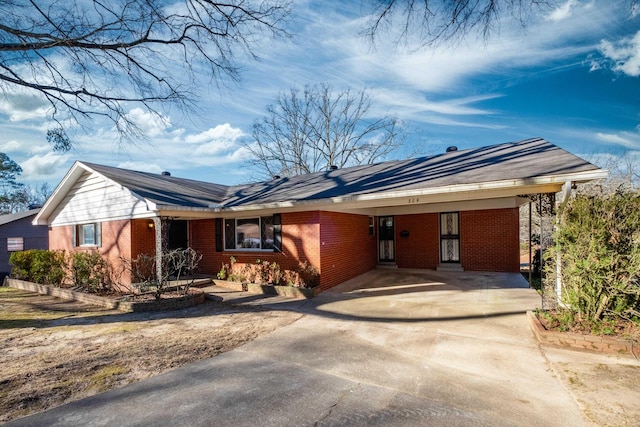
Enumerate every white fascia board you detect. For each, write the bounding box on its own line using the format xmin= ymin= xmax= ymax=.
xmin=34 ymin=161 xmax=158 ymax=226
xmin=33 ymin=161 xmax=88 ymax=225
xmin=119 ymin=169 xmax=609 ymax=220
xmin=216 ymin=171 xmax=607 ymax=215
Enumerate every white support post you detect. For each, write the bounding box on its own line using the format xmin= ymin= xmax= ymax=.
xmin=153 ymin=217 xmax=162 ymax=285
xmin=555 ymin=181 xmax=574 ymax=304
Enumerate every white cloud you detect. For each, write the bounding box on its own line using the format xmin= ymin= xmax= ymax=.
xmin=546 ymin=0 xmax=580 ymax=22
xmin=0 ymin=140 xmax=23 ymax=152
xmin=186 ymin=123 xmax=244 ymax=144
xmin=20 ymin=153 xmax=71 ymax=180
xmin=116 ymin=161 xmax=163 ymax=174
xmin=123 ymin=108 xmax=172 ymax=138
xmin=224 ymin=145 xmax=253 ymax=162
xmin=596 ymin=132 xmax=640 ymax=149
xmin=185 ymin=124 xmax=247 ymax=158
xmin=598 ymin=30 xmax=640 ymax=76
xmin=374 ymin=90 xmax=501 ymax=116
xmin=0 ymin=93 xmax=50 ymax=122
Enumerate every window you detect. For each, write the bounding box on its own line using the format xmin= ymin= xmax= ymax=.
xmin=7 ymin=237 xmax=23 ymax=252
xmin=224 ymin=216 xmax=276 ymax=251
xmin=74 ymin=222 xmax=102 ymax=247
xmin=369 ymin=216 xmax=375 ymax=236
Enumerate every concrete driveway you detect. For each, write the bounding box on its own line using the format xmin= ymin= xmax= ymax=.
xmin=8 ymin=269 xmax=590 ymax=426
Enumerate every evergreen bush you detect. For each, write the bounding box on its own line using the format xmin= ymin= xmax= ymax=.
xmin=550 ymin=191 xmax=640 ymax=322
xmin=9 ymin=249 xmax=67 ymax=285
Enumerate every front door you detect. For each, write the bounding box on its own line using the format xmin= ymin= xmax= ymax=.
xmin=167 ymin=220 xmax=188 ymax=250
xmin=440 ymin=212 xmax=460 ymax=263
xmin=378 ymin=216 xmax=395 ymax=262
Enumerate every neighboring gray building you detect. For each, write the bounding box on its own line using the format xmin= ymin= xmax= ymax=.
xmin=0 ymin=208 xmax=49 ymax=281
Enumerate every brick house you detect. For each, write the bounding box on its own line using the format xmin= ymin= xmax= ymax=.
xmin=33 ymin=138 xmax=606 ymax=291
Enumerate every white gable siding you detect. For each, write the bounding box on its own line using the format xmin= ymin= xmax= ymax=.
xmin=49 ymin=171 xmax=153 ymax=226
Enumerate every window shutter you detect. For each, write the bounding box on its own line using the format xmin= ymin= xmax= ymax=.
xmin=96 ymin=223 xmax=102 ymax=247
xmin=215 ymin=218 xmax=223 ymax=252
xmin=273 ymin=214 xmax=282 ymax=253
xmin=72 ymin=225 xmax=77 ymax=247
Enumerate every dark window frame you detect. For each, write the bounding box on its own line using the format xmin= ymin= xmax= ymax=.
xmin=224 ymin=216 xmax=278 ymax=252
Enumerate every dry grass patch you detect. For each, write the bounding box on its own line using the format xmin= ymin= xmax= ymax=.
xmin=0 ymin=287 xmax=301 ymax=423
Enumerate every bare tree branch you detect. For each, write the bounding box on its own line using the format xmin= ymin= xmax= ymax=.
xmin=247 ymin=83 xmax=406 ymax=178
xmin=364 ymin=0 xmax=640 ymax=48
xmin=0 ymin=0 xmax=290 ymax=147
xmin=363 ymin=0 xmax=555 ymax=48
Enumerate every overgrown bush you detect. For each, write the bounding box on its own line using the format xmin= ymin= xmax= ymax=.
xmin=9 ymin=249 xmax=67 ymax=285
xmin=72 ymin=251 xmax=111 ymax=293
xmin=8 ymin=250 xmax=33 ymax=280
xmin=548 ymin=191 xmax=640 ymax=323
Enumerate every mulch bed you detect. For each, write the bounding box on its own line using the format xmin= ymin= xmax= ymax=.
xmin=536 ymin=310 xmax=640 ymax=343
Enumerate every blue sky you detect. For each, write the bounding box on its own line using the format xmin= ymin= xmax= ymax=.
xmin=1 ymin=0 xmax=639 ymax=189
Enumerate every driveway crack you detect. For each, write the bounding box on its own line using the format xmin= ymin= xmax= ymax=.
xmin=313 ymin=386 xmax=352 ymax=426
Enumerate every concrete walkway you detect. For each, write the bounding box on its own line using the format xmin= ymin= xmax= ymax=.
xmin=6 ymin=269 xmax=609 ymax=426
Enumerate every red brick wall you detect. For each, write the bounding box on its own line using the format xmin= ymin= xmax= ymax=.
xmin=190 ymin=219 xmax=216 ymax=275
xmin=318 ymin=211 xmax=377 ymax=290
xmin=49 ymin=219 xmax=133 ymax=285
xmin=395 ymin=213 xmax=440 ymax=269
xmin=49 ymin=207 xmax=519 ymax=292
xmin=460 ymin=208 xmax=520 ymax=272
xmin=210 ymin=212 xmax=321 ymax=278
xmin=101 ymin=220 xmax=132 ymax=282
xmin=48 ymin=225 xmax=73 ymax=253
xmin=131 ymin=219 xmax=156 ymax=259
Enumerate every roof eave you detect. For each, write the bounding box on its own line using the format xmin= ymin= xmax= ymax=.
xmin=33 ymin=161 xmax=159 ymax=225
xmin=216 ymin=169 xmax=609 ymax=214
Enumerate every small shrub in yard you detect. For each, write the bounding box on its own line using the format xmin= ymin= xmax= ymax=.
xmin=8 ymin=250 xmax=34 ymax=280
xmin=217 ymin=256 xmax=319 ymax=288
xmin=72 ymin=251 xmax=111 ymax=293
xmin=123 ymin=247 xmax=203 ymax=300
xmin=269 ymin=262 xmax=282 ymax=286
xmin=166 ymin=247 xmax=202 ymax=295
xmin=9 ymin=249 xmax=67 ymax=285
xmin=296 ymin=261 xmax=319 ymax=289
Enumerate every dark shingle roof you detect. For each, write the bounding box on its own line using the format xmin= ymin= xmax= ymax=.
xmin=84 ymin=138 xmax=601 ymax=210
xmin=0 ymin=209 xmax=40 ymax=226
xmin=221 ymin=137 xmax=599 ymax=207
xmin=82 ymin=162 xmax=231 ymax=208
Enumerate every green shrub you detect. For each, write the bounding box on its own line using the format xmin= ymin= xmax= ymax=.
xmin=72 ymin=251 xmax=111 ymax=293
xmin=549 ymin=191 xmax=640 ymax=323
xmin=9 ymin=249 xmax=67 ymax=285
xmin=9 ymin=250 xmax=35 ymax=280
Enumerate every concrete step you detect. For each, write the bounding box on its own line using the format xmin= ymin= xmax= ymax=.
xmin=436 ymin=263 xmax=464 ymax=272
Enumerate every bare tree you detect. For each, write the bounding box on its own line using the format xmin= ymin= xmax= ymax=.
xmin=579 ymin=153 xmax=640 ymax=195
xmin=363 ymin=0 xmax=638 ymax=47
xmin=248 ymin=83 xmax=406 ymax=178
xmin=0 ymin=0 xmax=290 ymax=149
